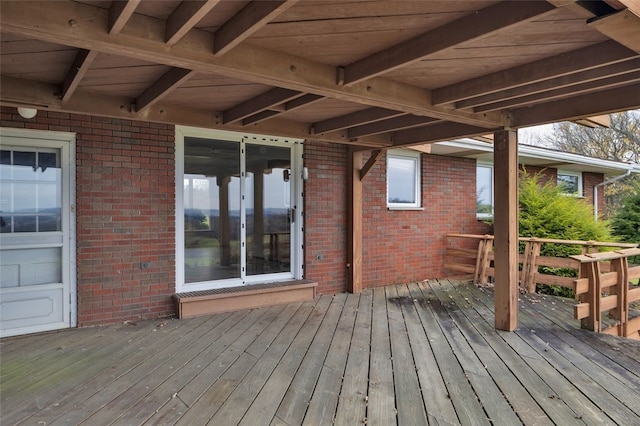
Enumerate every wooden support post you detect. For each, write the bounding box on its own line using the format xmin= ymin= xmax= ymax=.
xmin=474 ymin=239 xmax=486 ymax=284
xmin=611 ymin=257 xmax=629 ymax=337
xmin=520 ymin=241 xmax=532 ymax=291
xmin=347 ymin=148 xmax=363 ymax=293
xmin=524 ymin=240 xmax=541 ymax=293
xmin=493 ymin=129 xmax=519 ymax=331
xmin=579 ymin=261 xmax=601 ymax=331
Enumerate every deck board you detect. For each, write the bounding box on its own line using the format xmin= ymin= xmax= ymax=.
xmin=397 ymin=284 xmax=459 ymax=425
xmin=386 ymin=285 xmax=429 ymax=425
xmin=425 ymin=280 xmax=546 ymax=425
xmin=2 ymin=280 xmax=640 ymax=425
xmin=408 ymin=282 xmax=491 ymax=425
xmin=333 ymin=290 xmax=372 ymax=425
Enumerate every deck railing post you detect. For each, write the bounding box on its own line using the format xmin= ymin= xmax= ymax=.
xmin=520 ymin=241 xmax=532 ymax=291
xmin=579 ymin=261 xmax=601 ymax=332
xmin=610 ymin=256 xmax=629 ymax=337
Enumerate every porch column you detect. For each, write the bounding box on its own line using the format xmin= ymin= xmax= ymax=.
xmin=493 ymin=129 xmax=519 ymax=331
xmin=347 ymin=148 xmax=363 ymax=293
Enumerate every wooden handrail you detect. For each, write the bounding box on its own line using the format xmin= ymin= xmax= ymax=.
xmin=444 ymin=233 xmax=637 ymax=292
xmin=444 ymin=233 xmax=640 ymax=340
xmin=570 ymin=248 xmax=640 ymax=340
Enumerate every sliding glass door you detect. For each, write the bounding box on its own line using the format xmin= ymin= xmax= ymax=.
xmin=177 ymin=128 xmax=303 ymax=292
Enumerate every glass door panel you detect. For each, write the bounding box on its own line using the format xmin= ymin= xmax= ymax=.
xmin=245 ymin=144 xmax=292 ymax=276
xmin=183 ymin=138 xmax=241 ymax=283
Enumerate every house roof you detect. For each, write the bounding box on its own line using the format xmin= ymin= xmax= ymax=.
xmin=1 ymin=1 xmax=639 ymax=146
xmin=430 ymin=138 xmax=640 ymax=176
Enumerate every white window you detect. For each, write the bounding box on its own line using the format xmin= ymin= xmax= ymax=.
xmin=387 ymin=149 xmax=421 ymax=209
xmin=476 ymin=164 xmax=493 ymax=218
xmin=557 ymin=170 xmax=582 ymax=196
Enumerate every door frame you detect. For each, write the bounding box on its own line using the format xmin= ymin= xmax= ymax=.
xmin=0 ymin=127 xmax=76 ymax=337
xmin=175 ymin=126 xmax=304 ymax=293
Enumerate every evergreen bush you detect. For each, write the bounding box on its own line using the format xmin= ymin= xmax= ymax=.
xmin=610 ymin=188 xmax=640 ymax=268
xmin=518 ymin=172 xmax=613 ymax=296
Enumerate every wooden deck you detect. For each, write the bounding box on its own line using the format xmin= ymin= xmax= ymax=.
xmin=2 ymin=280 xmax=640 ymax=425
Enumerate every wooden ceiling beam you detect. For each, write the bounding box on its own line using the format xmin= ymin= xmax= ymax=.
xmin=312 ymin=108 xmax=405 ymax=135
xmin=166 ymin=0 xmax=221 ymax=46
xmin=348 ymin=115 xmax=440 ymax=138
xmin=241 ymin=93 xmax=324 ymax=125
xmin=136 ymin=68 xmax=195 ymax=113
xmin=509 ymin=82 xmax=640 ymax=127
xmin=455 ymin=58 xmax=640 ymax=109
xmin=392 ymin=122 xmax=498 ymax=147
xmin=618 ymin=0 xmax=640 ymax=14
xmin=223 ymin=88 xmax=302 ymax=124
xmin=214 ymin=0 xmax=299 ymax=56
xmin=0 ymin=0 xmax=500 ymax=128
xmin=475 ymin=72 xmax=640 ymax=112
xmin=61 ymin=49 xmax=97 ymax=103
xmin=432 ymin=40 xmax=638 ymax=105
xmin=284 ymin=94 xmax=324 ymax=111
xmin=242 ymin=110 xmax=280 ymax=126
xmin=0 ymin=75 xmax=392 ymax=148
xmin=109 ymin=0 xmax=141 ymax=35
xmin=589 ymin=8 xmax=640 ymax=53
xmin=343 ymin=1 xmax=555 ymax=85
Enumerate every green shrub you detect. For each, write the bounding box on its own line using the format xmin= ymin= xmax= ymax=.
xmin=610 ymin=188 xmax=640 ymax=266
xmin=519 ymin=172 xmax=613 ymax=297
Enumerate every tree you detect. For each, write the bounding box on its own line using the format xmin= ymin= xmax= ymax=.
xmin=532 ymin=110 xmax=640 ymax=217
xmin=610 ymin=185 xmax=640 ymax=266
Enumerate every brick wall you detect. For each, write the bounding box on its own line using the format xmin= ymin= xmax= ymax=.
xmin=303 ymin=141 xmax=348 ymax=294
xmin=583 ymin=172 xmax=604 ymax=209
xmin=303 ymin=142 xmax=485 ymax=294
xmin=1 ymin=107 xmax=176 ymax=326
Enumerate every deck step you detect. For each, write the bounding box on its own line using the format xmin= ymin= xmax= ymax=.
xmin=173 ymin=280 xmax=317 ymax=318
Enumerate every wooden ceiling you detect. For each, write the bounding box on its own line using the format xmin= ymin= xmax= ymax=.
xmin=1 ymin=0 xmax=639 ymax=148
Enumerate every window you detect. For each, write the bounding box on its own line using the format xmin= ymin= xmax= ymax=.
xmin=557 ymin=171 xmax=582 ymax=196
xmin=476 ymin=164 xmax=493 ymax=218
xmin=387 ymin=149 xmax=421 ymax=209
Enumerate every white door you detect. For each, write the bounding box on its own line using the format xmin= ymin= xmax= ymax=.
xmin=0 ymin=128 xmax=75 ymax=338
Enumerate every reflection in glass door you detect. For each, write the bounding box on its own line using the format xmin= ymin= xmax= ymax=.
xmin=183 ymin=138 xmax=241 ymax=284
xmin=178 ymin=129 xmax=302 ymax=292
xmin=246 ymin=144 xmax=292 ymax=276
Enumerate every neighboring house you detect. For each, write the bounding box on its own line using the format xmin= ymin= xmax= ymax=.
xmin=429 ymin=139 xmax=640 ymax=220
xmin=2 ymin=113 xmax=638 ymax=337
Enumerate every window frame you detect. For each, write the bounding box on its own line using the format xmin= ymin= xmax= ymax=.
xmin=476 ymin=162 xmax=494 ymax=219
xmin=557 ymin=170 xmax=583 ymax=197
xmin=386 ymin=149 xmax=422 ymax=210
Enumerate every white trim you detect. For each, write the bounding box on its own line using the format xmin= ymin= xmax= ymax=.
xmin=387 ymin=149 xmax=421 ymax=209
xmin=435 ymin=138 xmax=640 ymax=175
xmin=0 ymin=127 xmax=76 ymax=336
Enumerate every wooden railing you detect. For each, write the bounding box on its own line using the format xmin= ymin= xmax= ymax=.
xmin=445 ymin=233 xmax=637 ymax=292
xmin=571 ymin=248 xmax=640 ymax=340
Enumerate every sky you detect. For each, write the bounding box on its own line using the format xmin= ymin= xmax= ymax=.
xmin=518 ymin=124 xmax=555 ymax=145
